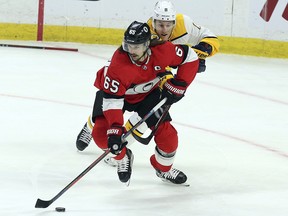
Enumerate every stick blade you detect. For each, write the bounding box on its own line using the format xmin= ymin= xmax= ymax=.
xmin=131 ymin=132 xmax=152 ymax=145
xmin=35 ymin=198 xmax=51 ymax=208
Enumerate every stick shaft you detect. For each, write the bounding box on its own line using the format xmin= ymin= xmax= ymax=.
xmin=131 ymin=105 xmax=171 ymax=145
xmin=35 ymin=149 xmax=110 ymax=208
xmin=35 ymin=98 xmax=167 ymax=208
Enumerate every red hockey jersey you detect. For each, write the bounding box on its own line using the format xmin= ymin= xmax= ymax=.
xmin=94 ymin=41 xmax=198 ymax=127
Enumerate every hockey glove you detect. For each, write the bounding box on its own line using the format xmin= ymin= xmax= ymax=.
xmin=162 ymin=78 xmax=187 ymax=105
xmin=197 ymin=59 xmax=206 ymax=73
xmin=192 ymin=42 xmax=212 ymax=60
xmin=107 ymin=125 xmax=128 ymax=155
xmin=158 ymin=69 xmax=174 ymax=90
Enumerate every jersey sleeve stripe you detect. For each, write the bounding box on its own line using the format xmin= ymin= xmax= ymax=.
xmin=103 ymin=98 xmax=124 ymax=111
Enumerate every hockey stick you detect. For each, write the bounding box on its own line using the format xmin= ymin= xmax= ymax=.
xmin=35 ymin=149 xmax=110 ymax=208
xmin=0 ymin=44 xmax=78 ymax=52
xmin=35 ymin=98 xmax=167 ymax=208
xmin=132 ymin=105 xmax=171 ymax=145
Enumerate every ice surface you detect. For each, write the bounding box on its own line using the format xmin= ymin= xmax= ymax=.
xmin=1 ymin=41 xmax=288 ymax=216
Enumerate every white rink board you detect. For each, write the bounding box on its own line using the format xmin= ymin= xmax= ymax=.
xmin=0 ymin=0 xmax=287 ymax=41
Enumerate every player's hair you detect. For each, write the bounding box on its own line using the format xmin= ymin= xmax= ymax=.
xmin=118 ymin=38 xmax=165 ymax=53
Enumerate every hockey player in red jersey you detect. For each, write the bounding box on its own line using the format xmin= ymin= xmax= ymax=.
xmin=76 ymin=1 xmax=219 ymax=160
xmin=90 ymin=21 xmax=198 ymax=184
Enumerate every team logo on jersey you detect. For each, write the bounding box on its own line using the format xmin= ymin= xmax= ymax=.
xmin=125 ymin=77 xmax=161 ymax=95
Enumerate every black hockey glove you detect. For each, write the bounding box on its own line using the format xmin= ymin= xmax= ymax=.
xmin=107 ymin=125 xmax=127 ymax=155
xmin=197 ymin=59 xmax=206 ymax=73
xmin=192 ymin=42 xmax=212 ymax=60
xmin=162 ymin=78 xmax=187 ymax=105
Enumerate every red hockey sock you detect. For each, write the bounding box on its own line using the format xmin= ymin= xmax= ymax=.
xmin=150 ymin=154 xmax=171 ymax=172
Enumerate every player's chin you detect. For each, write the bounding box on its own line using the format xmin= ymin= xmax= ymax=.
xmin=131 ymin=55 xmax=139 ymax=60
xmin=160 ymin=35 xmax=169 ymax=41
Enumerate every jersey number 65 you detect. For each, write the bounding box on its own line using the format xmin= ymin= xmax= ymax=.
xmin=103 ymin=76 xmax=120 ymax=93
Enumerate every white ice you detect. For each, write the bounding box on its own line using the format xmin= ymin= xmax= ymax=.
xmin=0 ymin=41 xmax=288 ymax=216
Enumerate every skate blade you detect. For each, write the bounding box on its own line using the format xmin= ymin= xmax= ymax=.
xmin=160 ymin=179 xmax=190 ymax=187
xmin=125 ymin=179 xmax=131 ymax=187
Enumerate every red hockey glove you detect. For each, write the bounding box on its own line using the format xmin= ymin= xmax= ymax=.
xmin=192 ymin=42 xmax=212 ymax=60
xmin=107 ymin=125 xmax=127 ymax=155
xmin=162 ymin=78 xmax=187 ymax=105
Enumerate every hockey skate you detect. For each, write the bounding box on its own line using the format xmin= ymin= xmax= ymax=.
xmin=104 ymin=157 xmax=118 ymax=167
xmin=76 ymin=123 xmax=92 ymax=151
xmin=116 ymin=148 xmax=134 ymax=184
xmin=155 ymin=168 xmax=188 ymax=185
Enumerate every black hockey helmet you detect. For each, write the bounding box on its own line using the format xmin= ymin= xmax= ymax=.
xmin=124 ymin=21 xmax=151 ymax=44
